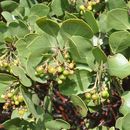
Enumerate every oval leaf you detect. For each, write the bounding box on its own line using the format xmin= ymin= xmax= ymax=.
xmin=71 ymin=95 xmax=88 ymax=117
xmin=60 ymin=70 xmax=92 ymax=95
xmin=30 ymin=4 xmax=49 ymax=17
xmin=36 ymin=17 xmax=60 ymax=37
xmin=45 ymin=119 xmax=70 ymax=130
xmin=107 ymin=53 xmax=130 ymax=79
xmin=107 ymin=9 xmax=130 ymax=30
xmin=11 ymin=65 xmax=32 ymax=87
xmin=9 ymin=20 xmax=29 ymax=38
xmin=109 ymin=31 xmax=130 ymax=53
xmin=83 ymin=11 xmax=99 ymax=34
xmin=61 ymin=19 xmax=93 ymax=39
xmin=108 ymin=0 xmax=126 ymax=10
xmin=20 ymin=86 xmax=40 ymax=118
xmin=1 ymin=0 xmax=18 ymax=12
xmin=68 ymin=36 xmax=93 ymax=65
xmin=92 ymin=47 xmax=107 ymax=63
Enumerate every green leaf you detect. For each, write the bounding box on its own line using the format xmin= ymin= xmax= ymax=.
xmin=61 ymin=19 xmax=93 ymax=39
xmin=122 ymin=113 xmax=130 ymax=130
xmin=0 ymin=21 xmax=7 ymax=33
xmin=16 ymin=34 xmax=51 ymax=83
xmin=109 ymin=31 xmax=130 ymax=53
xmin=107 ymin=53 xmax=130 ymax=79
xmin=60 ymin=70 xmax=92 ymax=95
xmin=120 ymin=91 xmax=130 ymax=115
xmin=115 ymin=113 xmax=130 ymax=130
xmin=9 ymin=20 xmax=29 ymax=38
xmin=51 ymin=0 xmax=63 ymax=16
xmin=12 ymin=6 xmax=25 ymax=17
xmin=27 ymin=15 xmax=39 ymax=31
xmin=1 ymin=0 xmax=18 ymax=12
xmin=26 ymin=53 xmax=46 ymax=83
xmin=0 ymin=73 xmax=17 ymax=83
xmin=51 ymin=0 xmax=69 ymax=16
xmin=71 ymin=95 xmax=88 ymax=117
xmin=11 ymin=65 xmax=32 ymax=87
xmin=0 ymin=21 xmax=8 ymax=43
xmin=20 ymin=86 xmax=40 ymax=118
xmin=45 ymin=119 xmax=70 ymax=130
xmin=107 ymin=0 xmax=126 ymax=10
xmin=32 ymin=93 xmax=40 ymax=106
xmin=3 ymin=118 xmax=22 ymax=130
xmin=43 ymin=96 xmax=52 ymax=113
xmin=0 ymin=73 xmax=17 ymax=102
xmin=1 ymin=11 xmax=14 ymax=23
xmin=16 ymin=33 xmax=39 ymax=66
xmin=76 ymin=64 xmax=92 ymax=72
xmin=35 ymin=118 xmax=46 ymax=130
xmin=0 ymin=82 xmax=13 ymax=102
xmin=3 ymin=118 xmax=35 ymax=130
xmin=83 ymin=11 xmax=99 ymax=34
xmin=99 ymin=12 xmax=111 ymax=33
xmin=11 ymin=109 xmax=20 ymax=119
xmin=92 ymin=47 xmax=107 ymax=63
xmin=107 ymin=9 xmax=130 ymax=30
xmin=25 ymin=34 xmax=52 ymax=83
xmin=27 ymin=34 xmax=51 ymax=54
xmin=115 ymin=117 xmax=123 ymax=130
xmin=20 ymin=0 xmax=36 ymax=8
xmin=36 ymin=17 xmax=60 ymax=37
xmin=68 ymin=36 xmax=94 ymax=67
xmin=16 ymin=39 xmax=30 ymax=67
xmin=30 ymin=4 xmax=49 ymax=17
xmin=19 ymin=0 xmax=37 ymax=16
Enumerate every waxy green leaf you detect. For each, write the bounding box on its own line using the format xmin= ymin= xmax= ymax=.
xmin=107 ymin=53 xmax=130 ymax=79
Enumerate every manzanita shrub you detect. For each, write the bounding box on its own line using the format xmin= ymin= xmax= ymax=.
xmin=0 ymin=0 xmax=130 ymax=130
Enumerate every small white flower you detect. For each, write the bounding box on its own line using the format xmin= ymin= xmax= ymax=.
xmin=92 ymin=36 xmax=103 ymax=46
